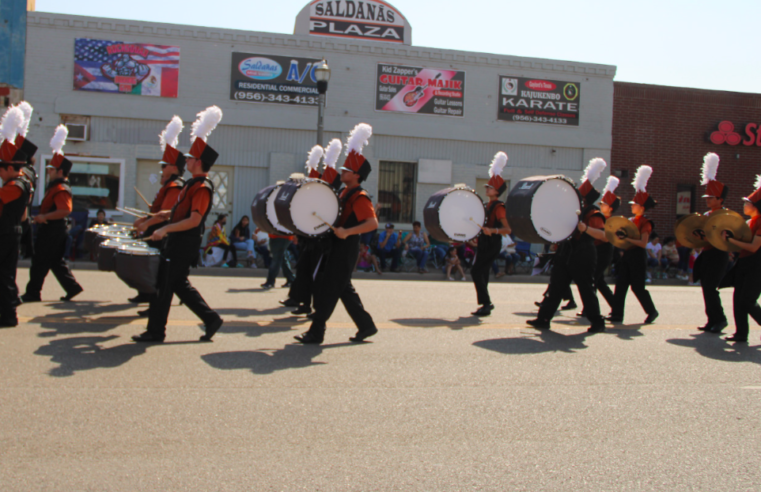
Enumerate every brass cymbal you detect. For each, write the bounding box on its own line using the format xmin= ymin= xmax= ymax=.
xmin=704 ymin=210 xmax=752 ymax=252
xmin=674 ymin=213 xmax=708 ymax=249
xmin=604 ymin=216 xmax=640 ymax=250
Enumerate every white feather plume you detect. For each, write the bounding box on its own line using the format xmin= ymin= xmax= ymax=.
xmin=159 ymin=115 xmax=183 ymax=152
xmin=50 ymin=124 xmax=68 ymax=155
xmin=603 ymin=175 xmax=620 ymax=195
xmin=632 ymin=165 xmax=653 ymax=193
xmin=324 ymin=139 xmax=342 ymax=170
xmin=488 ymin=151 xmax=508 ymax=178
xmin=190 ymin=106 xmax=223 ymax=142
xmin=700 ymin=152 xmax=720 ymax=186
xmin=0 ymin=106 xmax=24 ymax=143
xmin=17 ymin=101 xmax=33 ymax=137
xmin=306 ymin=145 xmax=324 ymax=171
xmin=581 ymin=157 xmax=607 ymax=185
xmin=345 ymin=123 xmax=372 ymax=155
xmin=755 ymin=175 xmax=761 ymax=190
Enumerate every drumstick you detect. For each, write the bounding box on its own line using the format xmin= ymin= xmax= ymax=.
xmin=116 ymin=206 xmax=151 ymax=218
xmin=134 ymin=186 xmax=152 ymax=208
xmin=312 ymin=212 xmax=336 ymax=231
xmin=124 ymin=206 xmax=153 ymax=216
xmin=469 ymin=217 xmax=486 ymax=231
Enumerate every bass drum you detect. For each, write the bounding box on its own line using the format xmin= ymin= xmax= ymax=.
xmin=114 ymin=243 xmax=161 ymax=294
xmin=251 ymin=184 xmax=293 ymax=236
xmin=424 ymin=185 xmax=485 ymax=243
xmin=506 ymin=175 xmax=581 ymax=244
xmin=275 ymin=178 xmax=341 ymax=237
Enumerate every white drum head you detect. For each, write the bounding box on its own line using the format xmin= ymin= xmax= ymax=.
xmin=289 ymin=181 xmax=340 ymax=235
xmin=530 ymin=178 xmax=580 ymax=242
xmin=266 ymin=185 xmax=292 ymax=235
xmin=438 ymin=190 xmax=485 ymax=242
xmin=101 ymin=238 xmax=137 ymax=249
xmin=118 ymin=243 xmax=160 ymax=256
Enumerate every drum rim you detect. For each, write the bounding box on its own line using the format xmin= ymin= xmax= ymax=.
xmin=279 ymin=179 xmax=342 ymax=237
xmin=430 ymin=187 xmax=485 ymax=243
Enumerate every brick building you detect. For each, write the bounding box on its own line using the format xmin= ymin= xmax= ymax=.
xmin=611 ymin=82 xmax=761 ymax=238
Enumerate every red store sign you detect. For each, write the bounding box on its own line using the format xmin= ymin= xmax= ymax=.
xmin=709 ymin=121 xmax=761 ymax=146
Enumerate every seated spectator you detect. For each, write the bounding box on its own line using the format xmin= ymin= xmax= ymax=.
xmin=493 ymin=234 xmax=521 ymax=278
xmin=445 ymin=246 xmax=466 ymax=281
xmin=676 ymin=242 xmax=692 ymax=281
xmin=645 ymin=233 xmax=668 ymax=278
xmin=403 ymin=221 xmax=430 ymax=273
xmin=661 ymin=236 xmax=680 ymax=276
xmin=355 ymin=243 xmax=382 ymax=274
xmin=431 ymin=239 xmax=449 ymax=266
xmin=230 ymin=215 xmax=255 ymax=265
xmin=65 ymin=217 xmax=84 ymax=261
xmin=376 ymin=223 xmax=403 ymax=272
xmin=253 ymin=227 xmax=272 ymax=268
xmin=206 ymin=213 xmax=238 ymax=268
xmin=88 ymin=208 xmax=109 ymax=228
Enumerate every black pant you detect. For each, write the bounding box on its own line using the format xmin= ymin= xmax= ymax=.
xmin=288 ymin=239 xmax=325 ymax=306
xmin=146 ymin=253 xmax=220 ymax=338
xmin=730 ymin=256 xmax=761 ymax=340
xmin=594 ymin=243 xmax=615 ymax=310
xmin=472 ymin=234 xmax=502 ymax=306
xmin=538 ymin=242 xmax=603 ymax=328
xmin=25 ymin=224 xmax=81 ymax=298
xmin=611 ymin=247 xmax=657 ymax=319
xmin=0 ymin=233 xmax=20 ymax=323
xmin=308 ymin=236 xmax=375 ymax=336
xmin=695 ymin=248 xmax=729 ymax=325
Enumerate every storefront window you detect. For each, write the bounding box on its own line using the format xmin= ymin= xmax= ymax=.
xmin=40 ymin=157 xmax=125 ymax=212
xmin=378 ymin=160 xmax=416 ymax=224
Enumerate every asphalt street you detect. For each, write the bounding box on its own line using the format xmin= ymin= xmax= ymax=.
xmin=1 ymin=269 xmax=760 ymax=491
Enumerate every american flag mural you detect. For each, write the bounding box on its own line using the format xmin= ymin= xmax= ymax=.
xmin=73 ymin=38 xmax=180 ymax=98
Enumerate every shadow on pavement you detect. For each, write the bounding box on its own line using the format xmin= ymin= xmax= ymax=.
xmin=202 ymin=342 xmax=355 ymax=375
xmin=34 ymin=335 xmax=149 ymax=377
xmin=28 ymin=302 xmax=140 ymax=337
xmin=391 ymin=317 xmax=481 ymax=330
xmin=218 ymin=318 xmax=308 ymax=338
xmin=215 ymin=306 xmax=291 ymax=318
xmin=473 ymin=329 xmax=591 ymax=355
xmin=667 ymin=333 xmax=761 ymax=365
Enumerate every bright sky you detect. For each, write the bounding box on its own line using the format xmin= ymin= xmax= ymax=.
xmin=36 ymin=0 xmax=760 ymax=94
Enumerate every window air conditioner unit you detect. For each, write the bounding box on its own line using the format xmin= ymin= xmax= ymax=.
xmin=65 ymin=123 xmax=88 ymax=142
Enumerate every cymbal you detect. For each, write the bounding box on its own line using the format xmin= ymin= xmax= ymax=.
xmin=604 ymin=216 xmax=640 ymax=250
xmin=704 ymin=210 xmax=752 ymax=252
xmin=674 ymin=213 xmax=708 ymax=249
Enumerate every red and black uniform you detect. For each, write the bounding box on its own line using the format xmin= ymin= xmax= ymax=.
xmin=0 ymin=175 xmax=31 ymax=325
xmin=18 ymin=165 xmax=37 ymax=258
xmin=693 ymin=207 xmax=730 ymax=330
xmin=719 ymin=216 xmax=761 ymax=342
xmin=610 ymin=215 xmax=657 ymax=320
xmin=471 ymin=199 xmax=506 ymax=307
xmin=23 ymin=179 xmax=82 ymax=300
xmin=306 ymin=185 xmax=377 ymax=340
xmin=144 ymin=174 xmax=184 ymax=246
xmin=593 ymin=216 xmax=615 ymax=311
xmin=537 ymin=204 xmax=606 ymax=330
xmin=145 ymin=174 xmax=222 ymax=339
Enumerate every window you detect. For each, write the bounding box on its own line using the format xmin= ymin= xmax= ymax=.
xmin=378 ymin=160 xmax=416 ymax=224
xmin=39 ymin=156 xmax=125 ymax=212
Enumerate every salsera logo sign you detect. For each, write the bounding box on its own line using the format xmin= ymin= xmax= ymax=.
xmin=238 ymin=57 xmax=283 ymax=80
xmin=294 ymin=0 xmax=412 ymax=45
xmin=230 ymin=52 xmax=322 ymax=107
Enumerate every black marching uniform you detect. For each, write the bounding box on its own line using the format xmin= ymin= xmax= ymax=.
xmin=471 ymin=200 xmax=506 ymax=313
xmin=0 ymin=170 xmax=32 ymax=325
xmin=721 ymin=215 xmax=761 ymax=342
xmin=609 ymin=215 xmax=658 ymax=322
xmin=693 ymin=209 xmax=730 ymax=332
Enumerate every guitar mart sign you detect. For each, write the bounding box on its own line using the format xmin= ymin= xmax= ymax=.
xmin=375 ymin=63 xmax=466 ymax=117
xmin=294 ymin=0 xmax=412 ymax=45
xmin=497 ymin=76 xmax=581 ymax=126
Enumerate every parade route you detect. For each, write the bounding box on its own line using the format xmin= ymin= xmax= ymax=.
xmin=1 ymin=270 xmax=760 ymax=491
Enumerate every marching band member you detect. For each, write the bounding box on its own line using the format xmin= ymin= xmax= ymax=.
xmin=0 ymin=107 xmax=33 ymax=326
xmin=132 ymin=106 xmax=224 ymax=343
xmin=528 ymin=158 xmax=607 ymax=332
xmin=607 ymin=165 xmax=659 ymax=324
xmin=721 ymin=176 xmax=761 ymax=343
xmin=470 ymin=152 xmax=511 ymax=317
xmin=295 ymin=124 xmax=379 ymax=345
xmin=130 ymin=116 xmax=186 ymax=305
xmin=21 ymin=125 xmax=83 ymax=303
xmin=13 ymin=102 xmax=40 ymax=260
xmin=694 ymin=153 xmax=730 ymax=333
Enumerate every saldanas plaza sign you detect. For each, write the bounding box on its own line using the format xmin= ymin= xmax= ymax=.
xmin=294 ymin=0 xmax=412 ymax=45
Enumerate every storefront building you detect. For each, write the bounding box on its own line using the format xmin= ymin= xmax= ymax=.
xmin=21 ymin=4 xmax=615 ymax=231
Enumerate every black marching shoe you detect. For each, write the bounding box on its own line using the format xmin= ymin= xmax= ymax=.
xmin=137 ymin=309 xmax=150 ymax=318
xmin=560 ymin=301 xmax=577 ymax=310
xmin=534 ymin=301 xmax=543 ymax=308
xmin=725 ymin=335 xmax=748 ymax=343
xmin=306 ymin=311 xmax=316 ymax=320
xmin=200 ymin=317 xmax=224 ymax=342
xmin=644 ymin=311 xmax=659 ymax=325
xmin=128 ymin=293 xmax=153 ymax=304
xmin=697 ymin=323 xmax=713 ymax=331
xmin=526 ymin=318 xmax=551 ymax=329
xmin=294 ymin=331 xmax=323 ymax=345
xmin=471 ymin=304 xmax=494 ymax=317
xmin=60 ymin=285 xmax=83 ymax=302
xmin=20 ymin=293 xmax=41 ymax=303
xmin=576 ymin=311 xmax=587 ymax=318
xmin=708 ymin=320 xmax=728 ymax=334
xmin=131 ymin=332 xmax=165 ymax=343
xmin=291 ymin=305 xmax=312 ymax=315
xmin=605 ymin=315 xmax=623 ymax=324
xmin=587 ymin=324 xmax=606 ymax=333
xmin=350 ymin=326 xmax=378 ymax=343
xmin=279 ymin=298 xmax=300 ymax=308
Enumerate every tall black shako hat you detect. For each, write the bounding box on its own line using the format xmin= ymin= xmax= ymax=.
xmin=320 ymin=138 xmax=343 ymax=189
xmin=340 ymin=123 xmax=372 ymax=181
xmin=159 ymin=115 xmax=186 ymax=173
xmin=185 ymin=106 xmax=222 ymax=169
xmin=486 ymin=152 xmax=508 ymax=196
xmin=578 ymin=157 xmax=607 ymax=204
xmin=47 ymin=125 xmax=73 ymax=174
xmin=13 ymin=101 xmax=38 ymax=164
xmin=0 ymin=106 xmax=27 ymax=167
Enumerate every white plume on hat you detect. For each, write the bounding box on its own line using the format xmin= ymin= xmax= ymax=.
xmin=306 ymin=145 xmax=324 ymax=171
xmin=581 ymin=157 xmax=607 ymax=184
xmin=190 ymin=106 xmax=223 ymax=142
xmin=488 ymin=151 xmax=508 ymax=178
xmin=159 ymin=116 xmax=183 ymax=152
xmin=755 ymin=175 xmax=761 ymax=190
xmin=50 ymin=124 xmax=68 ymax=155
xmin=345 ymin=123 xmax=372 ymax=156
xmin=17 ymin=101 xmax=33 ymax=137
xmin=700 ymin=152 xmax=720 ymax=186
xmin=632 ymin=165 xmax=653 ymax=193
xmin=603 ymin=175 xmax=620 ymax=195
xmin=0 ymin=106 xmax=24 ymax=143
xmin=323 ymin=138 xmax=342 ymax=170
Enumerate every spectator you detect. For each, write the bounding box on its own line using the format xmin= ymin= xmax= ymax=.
xmin=445 ymin=246 xmax=466 ymax=281
xmin=431 ymin=238 xmax=449 ymax=266
xmin=355 ymin=243 xmax=382 ymax=274
xmin=645 ymin=233 xmax=668 ymax=280
xmin=206 ymin=213 xmax=238 ymax=268
xmin=676 ymin=242 xmax=692 ymax=281
xmin=263 ymin=230 xmax=295 ymax=289
xmin=661 ymin=236 xmax=680 ymax=277
xmin=376 ymin=223 xmax=402 ymax=272
xmin=88 ymin=208 xmax=109 ymax=228
xmin=253 ymin=227 xmax=272 ymax=268
xmin=493 ymin=234 xmax=521 ymax=278
xmin=230 ymin=215 xmax=255 ymax=266
xmin=65 ymin=217 xmax=84 ymax=260
xmin=403 ymin=221 xmax=430 ymax=273
xmin=688 ymin=248 xmax=701 ymax=285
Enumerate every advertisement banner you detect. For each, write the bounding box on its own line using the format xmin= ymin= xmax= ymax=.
xmin=676 ymin=190 xmax=692 ymax=215
xmin=497 ymin=76 xmax=580 ymax=126
xmin=73 ymin=38 xmax=180 ymax=98
xmin=230 ymin=53 xmax=322 ymax=106
xmin=375 ymin=63 xmax=465 ymax=117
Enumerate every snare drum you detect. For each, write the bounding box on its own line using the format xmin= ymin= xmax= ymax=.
xmin=251 ymin=184 xmax=293 ymax=236
xmin=92 ymin=230 xmax=134 ymax=260
xmin=424 ymin=185 xmax=485 ymax=243
xmin=275 ymin=178 xmax=341 ymax=237
xmin=114 ymin=243 xmax=161 ymax=294
xmin=98 ymin=238 xmax=144 ymax=272
xmin=84 ymin=224 xmax=131 ymax=254
xmin=506 ymin=175 xmax=581 ymax=244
